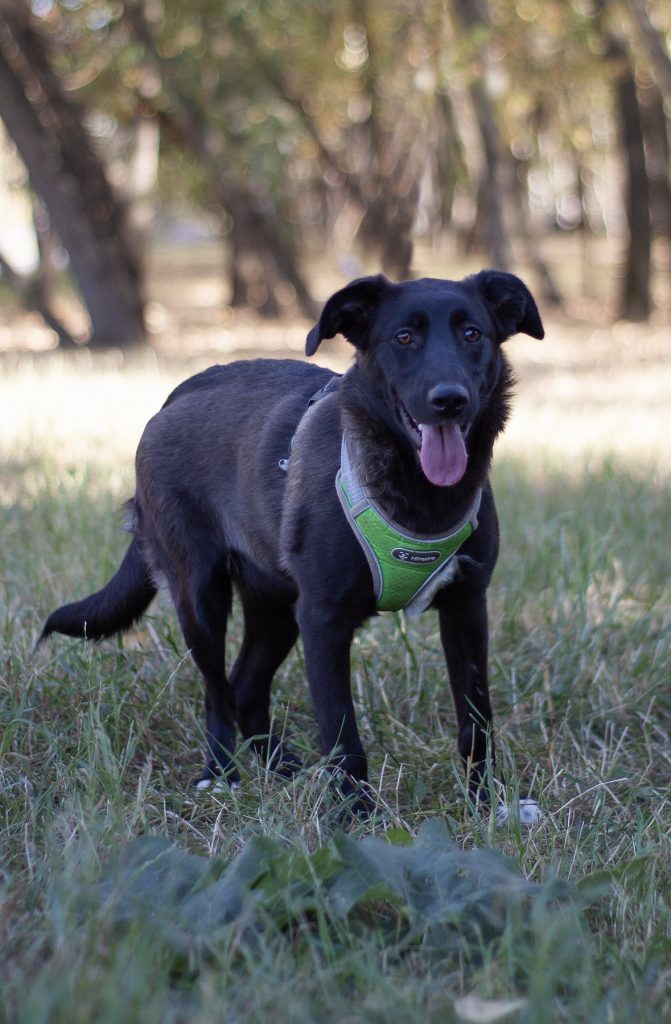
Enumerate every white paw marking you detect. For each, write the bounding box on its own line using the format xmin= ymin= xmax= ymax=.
xmin=496 ymin=798 xmax=542 ymax=827
xmin=195 ymin=777 xmax=241 ymax=792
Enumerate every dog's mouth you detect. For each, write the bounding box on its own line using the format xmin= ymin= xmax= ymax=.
xmin=396 ymin=399 xmax=469 ymax=488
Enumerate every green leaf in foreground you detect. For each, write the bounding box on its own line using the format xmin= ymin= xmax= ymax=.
xmin=81 ymin=818 xmax=577 ymax=966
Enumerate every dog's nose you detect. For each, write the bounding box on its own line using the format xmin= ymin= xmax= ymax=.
xmin=427 ymin=384 xmax=469 ymax=418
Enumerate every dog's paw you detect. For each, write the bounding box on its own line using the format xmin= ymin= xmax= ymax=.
xmin=495 ymin=798 xmax=542 ymax=827
xmin=194 ymin=776 xmax=241 ymax=792
xmin=192 ymin=763 xmax=241 ymax=792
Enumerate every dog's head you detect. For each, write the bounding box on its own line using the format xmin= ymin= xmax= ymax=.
xmin=306 ymin=271 xmax=544 ymax=487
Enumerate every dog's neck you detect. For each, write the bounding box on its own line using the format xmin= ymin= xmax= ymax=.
xmin=337 ymin=358 xmax=513 ymax=535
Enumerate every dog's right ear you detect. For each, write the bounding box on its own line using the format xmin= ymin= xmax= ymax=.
xmin=306 ymin=275 xmax=392 ymax=356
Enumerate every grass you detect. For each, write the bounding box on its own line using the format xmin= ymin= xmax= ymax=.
xmin=1 ymin=336 xmax=670 ymax=1024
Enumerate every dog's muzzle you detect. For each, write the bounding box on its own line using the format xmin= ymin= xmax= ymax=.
xmin=396 ymin=397 xmax=469 ymax=488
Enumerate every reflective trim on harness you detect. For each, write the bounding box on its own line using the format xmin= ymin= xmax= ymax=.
xmin=336 ymin=435 xmax=481 ymax=614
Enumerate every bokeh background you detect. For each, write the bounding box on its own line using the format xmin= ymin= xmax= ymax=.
xmin=1 ymin=0 xmax=671 ymax=352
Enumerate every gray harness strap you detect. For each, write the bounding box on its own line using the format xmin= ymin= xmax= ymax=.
xmin=279 ymin=374 xmax=341 ymax=472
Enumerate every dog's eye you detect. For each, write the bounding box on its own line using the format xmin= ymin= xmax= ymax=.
xmin=394 ymin=329 xmax=414 ymax=346
xmin=463 ymin=326 xmax=482 ymax=343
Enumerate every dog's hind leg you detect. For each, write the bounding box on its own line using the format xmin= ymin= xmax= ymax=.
xmin=172 ymin=567 xmax=239 ymax=788
xmin=230 ymin=594 xmax=300 ymax=776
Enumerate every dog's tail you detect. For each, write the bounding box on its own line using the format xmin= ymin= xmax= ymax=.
xmin=38 ymin=538 xmax=157 ymax=645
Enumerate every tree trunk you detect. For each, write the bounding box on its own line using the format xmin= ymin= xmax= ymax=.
xmin=627 ymin=0 xmax=671 ymax=101
xmin=432 ymin=88 xmax=468 ymax=239
xmin=228 ymin=197 xmax=281 ymax=317
xmin=641 ymin=85 xmax=671 ymax=245
xmin=469 ymin=83 xmax=512 ymax=270
xmin=348 ymin=0 xmax=418 ymax=279
xmin=357 ymin=173 xmax=418 ymax=281
xmin=595 ymin=0 xmax=653 ymax=320
xmin=612 ymin=44 xmax=652 ymax=320
xmin=452 ymin=0 xmax=512 ymax=270
xmin=0 ymin=1 xmax=145 ymax=347
xmin=509 ymin=156 xmax=563 ymax=307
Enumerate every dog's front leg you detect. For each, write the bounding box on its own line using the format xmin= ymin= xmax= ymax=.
xmin=296 ymin=599 xmax=371 ymax=810
xmin=436 ymin=588 xmax=495 ymax=804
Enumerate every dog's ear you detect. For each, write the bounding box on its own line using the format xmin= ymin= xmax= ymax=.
xmin=472 ymin=270 xmax=545 ymax=341
xmin=306 ymin=275 xmax=393 ymax=356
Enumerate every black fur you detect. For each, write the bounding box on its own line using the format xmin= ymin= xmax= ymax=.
xmin=40 ymin=271 xmax=543 ymax=809
xmin=40 ymin=537 xmax=156 ymax=641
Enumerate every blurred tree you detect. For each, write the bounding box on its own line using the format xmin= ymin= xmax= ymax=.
xmin=0 ymin=0 xmax=145 ymax=346
xmin=624 ymin=0 xmax=671 ymax=280
xmin=342 ymin=3 xmax=422 ymax=279
xmin=596 ymin=0 xmax=652 ymax=320
xmin=441 ymin=0 xmax=564 ymax=302
xmin=627 ymin=0 xmax=671 ymax=99
xmin=641 ymin=83 xmax=671 ymax=246
xmin=451 ymin=0 xmax=511 ymax=271
xmin=224 ymin=2 xmax=430 ymax=280
xmin=120 ymin=0 xmax=319 ymax=317
xmin=1 ymin=0 xmax=669 ymax=331
xmin=615 ymin=50 xmax=652 ymax=321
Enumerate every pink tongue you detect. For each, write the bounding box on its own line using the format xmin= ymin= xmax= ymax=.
xmin=418 ymin=422 xmax=468 ymax=487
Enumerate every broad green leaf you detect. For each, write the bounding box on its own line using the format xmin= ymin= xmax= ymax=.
xmin=79 ymin=819 xmax=582 ymax=965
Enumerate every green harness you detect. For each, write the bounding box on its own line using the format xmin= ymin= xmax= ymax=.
xmin=336 ymin=436 xmax=481 ymax=614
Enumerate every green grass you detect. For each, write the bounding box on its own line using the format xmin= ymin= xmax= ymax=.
xmin=1 ymin=368 xmax=670 ymax=1023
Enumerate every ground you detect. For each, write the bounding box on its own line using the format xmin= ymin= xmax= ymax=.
xmin=0 ymin=245 xmax=670 ymax=1023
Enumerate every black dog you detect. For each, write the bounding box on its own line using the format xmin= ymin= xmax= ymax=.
xmin=40 ymin=271 xmax=543 ymax=814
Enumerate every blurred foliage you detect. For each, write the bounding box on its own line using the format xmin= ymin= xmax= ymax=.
xmin=2 ymin=0 xmax=671 ymax=322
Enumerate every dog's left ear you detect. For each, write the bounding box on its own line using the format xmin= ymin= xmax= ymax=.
xmin=472 ymin=270 xmax=545 ymax=341
xmin=306 ymin=275 xmax=393 ymax=356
